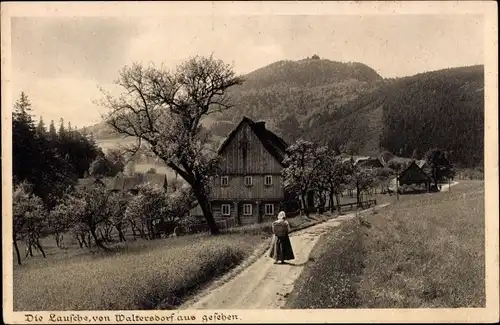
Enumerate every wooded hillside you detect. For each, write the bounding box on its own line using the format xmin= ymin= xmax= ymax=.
xmin=305 ymin=65 xmax=484 ymax=167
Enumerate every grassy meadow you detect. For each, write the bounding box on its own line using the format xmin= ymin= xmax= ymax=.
xmin=14 ymin=233 xmax=262 ymax=311
xmin=13 ymin=210 xmax=326 ymax=311
xmin=286 ymin=180 xmax=485 ymax=308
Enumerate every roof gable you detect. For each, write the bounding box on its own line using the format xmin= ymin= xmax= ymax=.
xmin=398 ymin=161 xmax=432 ymax=183
xmin=217 ymin=116 xmax=289 ymax=167
xmin=416 ymin=159 xmax=427 ymax=168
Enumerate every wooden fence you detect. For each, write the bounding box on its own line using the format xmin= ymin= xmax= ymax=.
xmin=274 ymin=199 xmax=378 ymax=218
xmin=180 ymin=199 xmax=378 ymax=235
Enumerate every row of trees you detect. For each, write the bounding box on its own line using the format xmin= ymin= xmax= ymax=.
xmin=12 ymin=92 xmax=197 ymax=265
xmin=281 ymin=140 xmax=393 ymax=216
xmin=13 ymin=179 xmax=193 ymax=265
xmin=281 ymin=140 xmax=456 ymax=216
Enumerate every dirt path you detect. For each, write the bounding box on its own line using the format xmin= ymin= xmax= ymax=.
xmin=181 ymin=204 xmax=390 ymax=310
xmin=440 ymin=181 xmax=460 ymax=192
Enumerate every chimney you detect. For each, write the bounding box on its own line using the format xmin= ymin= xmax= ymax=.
xmin=255 ymin=121 xmax=265 ymax=129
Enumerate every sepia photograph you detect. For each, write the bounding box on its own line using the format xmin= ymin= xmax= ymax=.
xmin=2 ymin=1 xmax=498 ymax=324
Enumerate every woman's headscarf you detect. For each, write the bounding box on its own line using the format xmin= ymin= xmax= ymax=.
xmin=277 ymin=211 xmax=286 ymax=221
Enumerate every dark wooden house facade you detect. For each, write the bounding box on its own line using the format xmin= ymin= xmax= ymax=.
xmin=394 ymin=160 xmax=433 ymax=191
xmin=206 ymin=117 xmax=290 ymax=225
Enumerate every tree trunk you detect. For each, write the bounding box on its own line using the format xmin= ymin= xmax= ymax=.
xmin=34 ymin=239 xmax=46 ymax=258
xmin=98 ymin=228 xmax=107 ymax=243
xmin=90 ymin=227 xmax=109 ymax=250
xmin=139 ymin=225 xmax=146 ymax=239
xmin=129 ymin=220 xmax=137 ymax=240
xmin=27 ymin=241 xmax=33 ymax=257
xmin=54 ymin=233 xmax=61 ymax=248
xmin=104 ymin=226 xmax=113 ymax=242
xmin=13 ymin=240 xmax=22 ymax=265
xmin=299 ymin=193 xmax=308 ymax=217
xmin=77 ymin=232 xmax=89 ymax=248
xmin=77 ymin=236 xmax=84 ymax=248
xmin=329 ymin=190 xmax=335 ymax=213
xmin=193 ymin=186 xmax=219 ymax=235
xmin=336 ymin=194 xmax=342 ymax=213
xmin=356 ymin=181 xmax=361 ymax=207
xmin=117 ymin=226 xmax=126 ymax=242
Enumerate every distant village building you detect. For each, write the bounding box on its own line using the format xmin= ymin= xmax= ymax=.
xmin=340 ymin=154 xmax=385 ymax=169
xmin=389 ymin=160 xmax=433 ymax=192
xmin=76 ymin=173 xmax=168 ymax=194
xmin=353 ymin=156 xmax=385 ymax=169
xmin=190 ymin=116 xmax=293 ymax=226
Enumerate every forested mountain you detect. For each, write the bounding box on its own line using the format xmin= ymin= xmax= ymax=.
xmin=305 ymin=65 xmax=484 ymax=168
xmin=86 ymin=57 xmax=383 ymax=142
xmin=85 ymin=58 xmax=484 ymax=168
xmin=219 ymin=58 xmax=382 ymax=131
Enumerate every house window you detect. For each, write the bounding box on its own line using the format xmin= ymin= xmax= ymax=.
xmin=221 ymin=204 xmax=231 ymax=216
xmin=265 ymin=204 xmax=275 ymax=215
xmin=264 ymin=175 xmax=273 ymax=186
xmin=221 ymin=176 xmax=229 ymax=186
xmin=244 ymin=176 xmax=253 ymax=186
xmin=243 ymin=204 xmax=252 ymax=216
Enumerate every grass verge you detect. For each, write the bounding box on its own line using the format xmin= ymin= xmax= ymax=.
xmin=286 ymin=181 xmax=485 ymax=308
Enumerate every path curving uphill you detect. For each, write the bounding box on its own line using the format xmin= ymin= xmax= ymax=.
xmin=180 ymin=204 xmax=390 ymax=310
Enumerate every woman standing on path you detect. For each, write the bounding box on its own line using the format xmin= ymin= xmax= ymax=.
xmin=269 ymin=211 xmax=295 ymax=264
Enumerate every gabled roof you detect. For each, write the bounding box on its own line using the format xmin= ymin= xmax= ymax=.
xmin=398 ymin=160 xmax=433 ymax=182
xmin=355 ymin=156 xmax=385 ymax=168
xmin=416 ymin=159 xmax=427 ymax=168
xmin=217 ymin=116 xmax=289 ymax=166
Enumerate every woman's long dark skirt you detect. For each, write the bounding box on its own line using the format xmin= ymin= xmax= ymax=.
xmin=269 ymin=235 xmax=295 ymax=261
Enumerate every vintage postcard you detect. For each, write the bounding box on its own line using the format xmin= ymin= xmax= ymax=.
xmin=2 ymin=1 xmax=498 ymax=324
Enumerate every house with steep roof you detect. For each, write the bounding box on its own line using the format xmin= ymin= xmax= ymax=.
xmin=339 ymin=154 xmax=385 ymax=169
xmin=191 ymin=116 xmax=292 ymax=225
xmin=388 ymin=160 xmax=433 ymax=192
xmin=354 ymin=156 xmax=385 ymax=169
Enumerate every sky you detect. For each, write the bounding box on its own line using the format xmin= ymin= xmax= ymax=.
xmin=10 ymin=14 xmax=484 ymax=128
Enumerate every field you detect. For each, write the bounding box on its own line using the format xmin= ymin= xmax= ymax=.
xmin=285 ymin=180 xmax=485 ymax=308
xmin=13 ymin=212 xmax=322 ymax=311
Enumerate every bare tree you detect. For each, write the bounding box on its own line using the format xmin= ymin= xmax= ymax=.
xmin=98 ymin=55 xmax=243 ymax=235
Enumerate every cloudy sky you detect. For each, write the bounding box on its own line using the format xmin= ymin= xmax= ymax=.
xmin=11 ymin=14 xmax=484 ymax=127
